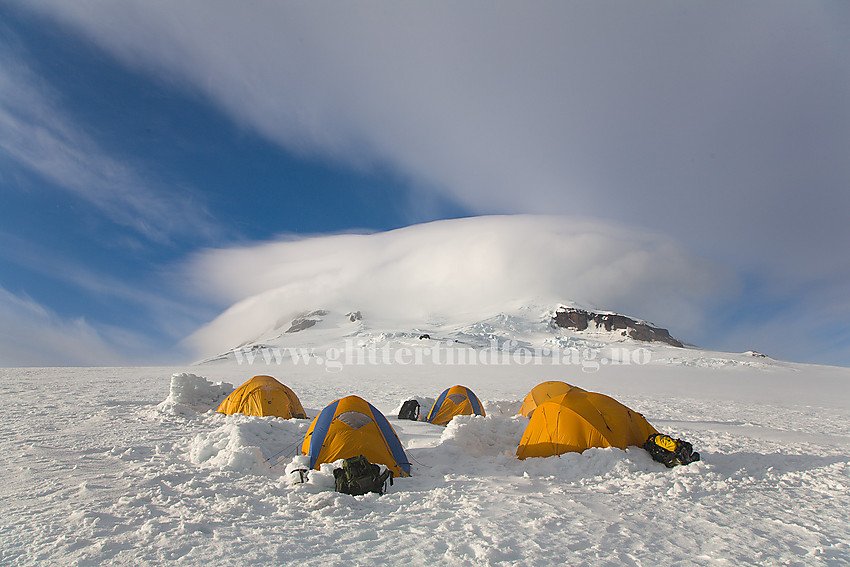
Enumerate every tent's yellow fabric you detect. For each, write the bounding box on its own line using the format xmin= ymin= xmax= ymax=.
xmin=425 ymin=385 xmax=485 ymax=426
xmin=518 ymin=381 xmax=585 ymax=417
xmin=516 ymin=389 xmax=657 ymax=459
xmin=301 ymin=395 xmax=411 ymax=477
xmin=216 ymin=375 xmax=307 ymax=419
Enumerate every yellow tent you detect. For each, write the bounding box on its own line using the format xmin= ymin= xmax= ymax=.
xmin=425 ymin=385 xmax=485 ymax=426
xmin=516 ymin=389 xmax=657 ymax=459
xmin=302 ymin=395 xmax=411 ymax=477
xmin=518 ymin=381 xmax=585 ymax=417
xmin=217 ymin=375 xmax=307 ymax=419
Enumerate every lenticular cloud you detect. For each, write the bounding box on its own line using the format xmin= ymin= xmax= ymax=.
xmin=185 ymin=215 xmax=732 ymax=356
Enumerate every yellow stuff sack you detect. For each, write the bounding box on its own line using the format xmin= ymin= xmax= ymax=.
xmin=643 ymin=433 xmax=700 ymax=468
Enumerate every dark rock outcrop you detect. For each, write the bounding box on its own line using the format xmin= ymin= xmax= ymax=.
xmin=552 ymin=307 xmax=684 ymax=347
xmin=286 ymin=310 xmax=329 ymax=333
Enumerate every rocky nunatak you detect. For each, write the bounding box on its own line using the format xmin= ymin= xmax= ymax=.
xmin=552 ymin=307 xmax=684 ymax=348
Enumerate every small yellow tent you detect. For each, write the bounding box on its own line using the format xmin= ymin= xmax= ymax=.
xmin=516 ymin=389 xmax=657 ymax=459
xmin=302 ymin=395 xmax=411 ymax=477
xmin=425 ymin=385 xmax=485 ymax=426
xmin=217 ymin=375 xmax=307 ymax=419
xmin=518 ymin=381 xmax=585 ymax=417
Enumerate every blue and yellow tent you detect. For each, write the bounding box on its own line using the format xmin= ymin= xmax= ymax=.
xmin=425 ymin=385 xmax=485 ymax=426
xmin=302 ymin=395 xmax=411 ymax=477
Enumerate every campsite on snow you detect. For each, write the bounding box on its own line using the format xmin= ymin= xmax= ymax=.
xmin=3 ymin=3 xmax=849 ymax=565
xmin=3 ymin=303 xmax=849 ymax=565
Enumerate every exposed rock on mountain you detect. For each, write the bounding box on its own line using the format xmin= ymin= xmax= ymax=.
xmin=552 ymin=307 xmax=684 ymax=347
xmin=285 ymin=310 xmax=329 ymax=333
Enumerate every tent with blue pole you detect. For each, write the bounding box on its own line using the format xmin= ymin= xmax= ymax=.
xmin=425 ymin=385 xmax=485 ymax=426
xmin=302 ymin=395 xmax=411 ymax=477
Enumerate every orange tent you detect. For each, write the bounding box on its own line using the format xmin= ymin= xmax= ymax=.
xmin=516 ymin=388 xmax=657 ymax=459
xmin=518 ymin=381 xmax=585 ymax=417
xmin=217 ymin=375 xmax=307 ymax=419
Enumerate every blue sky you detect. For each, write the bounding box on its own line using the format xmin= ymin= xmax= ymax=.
xmin=1 ymin=2 xmax=849 ymax=366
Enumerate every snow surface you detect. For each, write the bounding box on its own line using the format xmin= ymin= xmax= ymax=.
xmin=2 ymin=340 xmax=850 ymax=565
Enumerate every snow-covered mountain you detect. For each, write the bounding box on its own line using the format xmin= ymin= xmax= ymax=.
xmin=183 ymin=215 xmax=730 ymax=359
xmin=196 ymin=302 xmax=691 ymax=365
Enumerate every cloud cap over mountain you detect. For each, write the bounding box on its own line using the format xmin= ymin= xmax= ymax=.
xmin=184 ymin=215 xmax=734 ymax=356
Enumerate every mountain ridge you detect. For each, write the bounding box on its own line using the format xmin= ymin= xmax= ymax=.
xmin=199 ymin=303 xmax=694 ymax=365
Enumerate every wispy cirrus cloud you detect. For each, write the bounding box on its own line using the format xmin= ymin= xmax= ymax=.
xmin=0 ymin=37 xmax=218 ymax=244
xmin=0 ymin=229 xmax=216 ymax=344
xmin=12 ymin=2 xmax=849 ymax=283
xmin=0 ymin=284 xmax=151 ymax=366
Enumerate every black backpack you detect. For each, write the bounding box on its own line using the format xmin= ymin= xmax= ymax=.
xmin=333 ymin=455 xmax=394 ymax=496
xmin=643 ymin=433 xmax=701 ymax=468
xmin=398 ymin=399 xmax=420 ymax=421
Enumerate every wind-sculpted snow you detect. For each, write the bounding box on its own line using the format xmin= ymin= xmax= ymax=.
xmin=440 ymin=414 xmax=528 ymax=458
xmin=186 ymin=416 xmax=310 ymax=476
xmin=1 ymin=362 xmax=849 ymax=565
xmin=156 ymin=372 xmax=233 ymax=415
